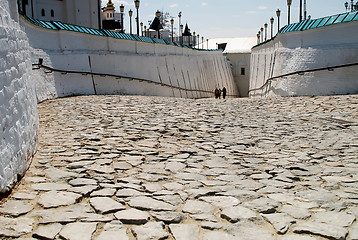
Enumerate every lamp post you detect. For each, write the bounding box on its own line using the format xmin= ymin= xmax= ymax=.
xmin=120 ymin=4 xmax=124 ymax=33
xmin=134 ymin=0 xmax=140 ymax=35
xmin=270 ymin=17 xmax=274 ymax=39
xmin=193 ymin=32 xmax=196 ymax=47
xmin=178 ymin=12 xmax=182 ymax=39
xmin=144 ymin=25 xmax=147 ymax=37
xmin=287 ymin=0 xmax=292 ymax=25
xmin=156 ymin=10 xmax=161 ymax=39
xmin=197 ymin=34 xmax=200 ymax=48
xmin=180 ymin=24 xmax=183 ymax=44
xmin=260 ymin=27 xmax=263 ymax=42
xmin=188 ymin=29 xmax=191 ymax=46
xmin=299 ymin=0 xmax=303 ymax=22
xmin=264 ymin=23 xmax=268 ymax=41
xmin=170 ymin=18 xmax=174 ymax=42
xmin=276 ymin=9 xmax=281 ymax=33
xmin=206 ymin=39 xmax=209 ymax=50
xmin=140 ymin=22 xmax=143 ymax=36
xmin=304 ymin=0 xmax=307 ymax=20
xmin=129 ymin=9 xmax=133 ymax=34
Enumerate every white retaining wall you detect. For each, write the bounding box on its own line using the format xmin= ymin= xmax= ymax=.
xmin=21 ymin=18 xmax=238 ymax=101
xmin=0 ymin=0 xmax=39 ymax=193
xmin=249 ymin=20 xmax=358 ymax=97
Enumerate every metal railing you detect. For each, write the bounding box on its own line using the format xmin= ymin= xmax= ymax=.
xmin=32 ymin=59 xmax=240 ymax=98
xmin=249 ymin=62 xmax=358 ymax=93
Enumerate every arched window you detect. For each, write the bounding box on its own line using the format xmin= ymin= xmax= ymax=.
xmin=51 ymin=9 xmax=54 ymax=17
xmin=41 ymin=8 xmax=45 ymax=16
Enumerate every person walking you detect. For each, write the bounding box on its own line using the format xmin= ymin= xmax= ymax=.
xmin=222 ymin=87 xmax=227 ymax=99
xmin=214 ymin=88 xmax=219 ymax=99
xmin=218 ymin=88 xmax=222 ymax=99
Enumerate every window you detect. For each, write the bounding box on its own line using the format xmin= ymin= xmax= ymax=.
xmin=241 ymin=68 xmax=246 ymax=75
xmin=41 ymin=8 xmax=45 ymax=16
xmin=51 ymin=9 xmax=54 ymax=17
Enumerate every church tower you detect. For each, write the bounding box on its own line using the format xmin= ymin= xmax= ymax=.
xmin=103 ymin=0 xmax=115 ymax=20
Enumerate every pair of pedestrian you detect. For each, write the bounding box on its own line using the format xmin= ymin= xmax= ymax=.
xmin=214 ymin=87 xmax=227 ymax=99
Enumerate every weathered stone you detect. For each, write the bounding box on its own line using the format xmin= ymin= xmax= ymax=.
xmin=38 ymin=191 xmax=82 ymax=208
xmin=151 ymin=211 xmax=186 ymax=223
xmin=69 ymin=178 xmax=98 ymax=186
xmin=132 ymin=222 xmax=169 ymax=240
xmin=33 ymin=223 xmax=62 ymax=240
xmin=182 ymin=200 xmax=215 ymax=214
xmin=201 ymin=221 xmax=223 ymax=230
xmin=262 ymin=213 xmax=296 ymax=234
xmin=70 ymin=185 xmax=98 ymax=196
xmin=203 ymin=232 xmax=237 ymax=240
xmin=293 ymin=222 xmax=348 ymax=240
xmin=90 ymin=188 xmax=116 ymax=197
xmin=11 ymin=191 xmax=38 ymax=200
xmin=200 ymin=196 xmax=240 ymax=209
xmin=0 ymin=200 xmax=34 ymax=216
xmin=0 ymin=216 xmax=34 ymax=237
xmin=31 ymin=183 xmax=70 ymax=191
xmin=225 ymin=221 xmax=274 ymax=240
xmin=116 ymin=188 xmax=147 ymax=197
xmin=59 ymin=222 xmax=97 ymax=240
xmin=242 ymin=198 xmax=279 ymax=214
xmin=221 ymin=206 xmax=257 ymax=223
xmin=278 ymin=235 xmax=318 ymax=240
xmin=95 ymin=221 xmax=129 ymax=240
xmin=169 ymin=224 xmax=200 ymax=240
xmin=313 ymin=211 xmax=356 ymax=227
xmin=128 ymin=196 xmax=177 ymax=211
xmin=114 ymin=208 xmax=150 ymax=224
xmin=90 ymin=197 xmax=126 ymax=214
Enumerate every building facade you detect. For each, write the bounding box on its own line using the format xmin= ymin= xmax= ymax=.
xmin=19 ymin=0 xmax=102 ymax=29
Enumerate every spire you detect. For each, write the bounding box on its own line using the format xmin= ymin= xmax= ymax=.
xmin=104 ymin=0 xmax=115 ymax=11
xmin=183 ymin=23 xmax=191 ymax=36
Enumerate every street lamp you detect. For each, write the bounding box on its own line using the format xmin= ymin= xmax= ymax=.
xmin=270 ymin=17 xmax=274 ymax=38
xmin=178 ymin=12 xmax=182 ymax=39
xmin=144 ymin=25 xmax=147 ymax=37
xmin=260 ymin=27 xmax=263 ymax=42
xmin=193 ymin=32 xmax=196 ymax=47
xmin=304 ymin=0 xmax=307 ymax=20
xmin=197 ymin=34 xmax=200 ymax=48
xmin=134 ymin=0 xmax=140 ymax=35
xmin=120 ymin=4 xmax=124 ymax=33
xmin=140 ymin=22 xmax=143 ymax=36
xmin=170 ymin=18 xmax=174 ymax=42
xmin=264 ymin=23 xmax=268 ymax=41
xmin=188 ymin=29 xmax=191 ymax=46
xmin=276 ymin=9 xmax=281 ymax=33
xmin=180 ymin=24 xmax=183 ymax=44
xmin=300 ymin=0 xmax=303 ymax=22
xmin=206 ymin=39 xmax=209 ymax=50
xmin=287 ymin=0 xmax=292 ymax=25
xmin=129 ymin=9 xmax=133 ymax=34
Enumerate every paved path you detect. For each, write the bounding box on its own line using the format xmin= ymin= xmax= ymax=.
xmin=1 ymin=95 xmax=358 ymax=240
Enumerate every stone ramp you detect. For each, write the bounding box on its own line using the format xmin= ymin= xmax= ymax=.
xmin=0 ymin=95 xmax=358 ymax=240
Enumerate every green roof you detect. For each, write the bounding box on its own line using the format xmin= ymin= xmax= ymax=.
xmin=254 ymin=12 xmax=358 ymax=48
xmin=22 ymin=15 xmax=219 ymax=52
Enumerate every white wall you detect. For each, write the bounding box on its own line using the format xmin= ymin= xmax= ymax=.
xmin=21 ymin=17 xmax=239 ymax=101
xmin=249 ymin=21 xmax=358 ymax=97
xmin=227 ymin=53 xmax=251 ymax=97
xmin=0 ymin=0 xmax=39 ymax=193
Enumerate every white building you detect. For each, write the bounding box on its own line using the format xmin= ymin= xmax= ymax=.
xmin=205 ymin=37 xmax=257 ymax=97
xmin=19 ymin=0 xmax=101 ymax=29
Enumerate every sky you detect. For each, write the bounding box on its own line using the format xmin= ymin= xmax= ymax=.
xmin=102 ymin=0 xmax=349 ymax=39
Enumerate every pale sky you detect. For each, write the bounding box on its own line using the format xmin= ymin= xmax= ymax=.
xmin=103 ymin=0 xmax=349 ymax=39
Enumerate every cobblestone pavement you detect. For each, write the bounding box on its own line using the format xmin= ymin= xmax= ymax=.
xmin=1 ymin=95 xmax=358 ymax=240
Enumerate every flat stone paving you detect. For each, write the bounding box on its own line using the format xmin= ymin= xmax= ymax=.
xmin=1 ymin=95 xmax=358 ymax=240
